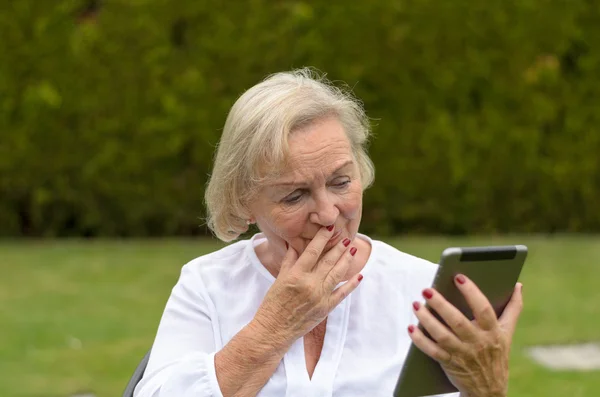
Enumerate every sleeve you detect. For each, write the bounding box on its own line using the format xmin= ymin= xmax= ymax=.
xmin=133 ymin=264 xmax=224 ymax=397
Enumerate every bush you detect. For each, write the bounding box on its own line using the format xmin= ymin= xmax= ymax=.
xmin=1 ymin=0 xmax=599 ymax=237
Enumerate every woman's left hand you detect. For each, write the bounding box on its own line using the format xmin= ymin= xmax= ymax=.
xmin=408 ymin=274 xmax=524 ymax=397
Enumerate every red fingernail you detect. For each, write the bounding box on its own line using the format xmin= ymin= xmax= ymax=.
xmin=412 ymin=301 xmax=420 ymax=311
xmin=350 ymin=247 xmax=357 ymax=256
xmin=343 ymin=238 xmax=351 ymax=247
xmin=408 ymin=325 xmax=415 ymax=334
xmin=455 ymin=274 xmax=466 ymax=285
xmin=285 ymin=242 xmax=288 ymax=249
xmin=326 ymin=225 xmax=334 ymax=231
xmin=358 ymin=274 xmax=363 ymax=282
xmin=422 ymin=289 xmax=433 ymax=299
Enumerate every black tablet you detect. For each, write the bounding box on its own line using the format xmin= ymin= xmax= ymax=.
xmin=393 ymin=245 xmax=528 ymax=397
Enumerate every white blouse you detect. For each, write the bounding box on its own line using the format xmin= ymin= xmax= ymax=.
xmin=134 ymin=233 xmax=459 ymax=397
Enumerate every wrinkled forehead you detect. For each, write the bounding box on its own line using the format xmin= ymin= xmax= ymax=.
xmin=255 ymin=127 xmax=355 ymax=185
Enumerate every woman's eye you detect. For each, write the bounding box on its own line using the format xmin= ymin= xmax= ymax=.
xmin=332 ymin=178 xmax=351 ymax=188
xmin=283 ymin=191 xmax=304 ymax=204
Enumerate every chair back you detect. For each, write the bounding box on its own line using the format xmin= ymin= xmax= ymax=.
xmin=122 ymin=349 xmax=151 ymax=397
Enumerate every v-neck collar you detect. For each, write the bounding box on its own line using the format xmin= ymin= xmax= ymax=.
xmin=283 ymin=293 xmax=352 ymax=396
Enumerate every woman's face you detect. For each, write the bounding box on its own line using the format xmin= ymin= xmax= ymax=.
xmin=249 ymin=116 xmax=364 ymax=256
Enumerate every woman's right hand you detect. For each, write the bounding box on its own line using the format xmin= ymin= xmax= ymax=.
xmin=250 ymin=226 xmax=363 ymax=350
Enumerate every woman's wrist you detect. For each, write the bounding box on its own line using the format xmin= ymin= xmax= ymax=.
xmin=214 ymin=320 xmax=292 ymax=397
xmin=246 ymin=314 xmax=296 ymax=357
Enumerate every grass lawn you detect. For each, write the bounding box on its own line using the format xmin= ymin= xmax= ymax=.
xmin=1 ymin=235 xmax=599 ymax=396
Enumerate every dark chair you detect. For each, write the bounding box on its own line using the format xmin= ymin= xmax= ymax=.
xmin=122 ymin=349 xmax=152 ymax=397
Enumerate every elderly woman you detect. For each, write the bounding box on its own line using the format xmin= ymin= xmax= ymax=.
xmin=134 ymin=69 xmax=523 ymax=397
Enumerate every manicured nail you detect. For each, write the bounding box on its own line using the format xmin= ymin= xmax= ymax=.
xmin=412 ymin=301 xmax=420 ymax=311
xmin=422 ymin=289 xmax=433 ymax=299
xmin=358 ymin=274 xmax=363 ymax=282
xmin=285 ymin=242 xmax=288 ymax=249
xmin=350 ymin=247 xmax=357 ymax=256
xmin=455 ymin=274 xmax=466 ymax=285
xmin=342 ymin=238 xmax=351 ymax=247
xmin=408 ymin=325 xmax=415 ymax=334
xmin=326 ymin=225 xmax=334 ymax=231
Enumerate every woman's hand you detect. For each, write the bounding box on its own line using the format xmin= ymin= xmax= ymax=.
xmin=250 ymin=226 xmax=362 ymax=351
xmin=408 ymin=275 xmax=524 ymax=397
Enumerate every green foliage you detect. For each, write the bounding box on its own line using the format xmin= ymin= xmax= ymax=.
xmin=1 ymin=0 xmax=599 ymax=236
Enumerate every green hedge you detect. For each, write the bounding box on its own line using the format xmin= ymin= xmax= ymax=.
xmin=1 ymin=0 xmax=599 ymax=237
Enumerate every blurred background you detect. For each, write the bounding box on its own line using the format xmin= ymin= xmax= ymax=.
xmin=1 ymin=0 xmax=599 ymax=396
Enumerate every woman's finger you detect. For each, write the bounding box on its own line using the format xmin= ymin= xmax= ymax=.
xmin=407 ymin=323 xmax=452 ymax=364
xmin=329 ymin=272 xmax=363 ymax=308
xmin=296 ymin=225 xmax=336 ymax=270
xmin=453 ymin=274 xmax=498 ymax=331
xmin=498 ymin=283 xmax=524 ymax=337
xmin=413 ymin=302 xmax=465 ymax=352
xmin=420 ymin=288 xmax=478 ymax=342
xmin=322 ymin=243 xmax=355 ymax=289
xmin=316 ymin=237 xmax=352 ymax=276
xmin=279 ymin=243 xmax=299 ymax=273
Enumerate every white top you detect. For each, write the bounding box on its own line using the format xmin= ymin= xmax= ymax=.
xmin=134 ymin=233 xmax=460 ymax=397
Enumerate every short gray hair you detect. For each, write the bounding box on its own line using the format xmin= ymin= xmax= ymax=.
xmin=204 ymin=68 xmax=375 ymax=242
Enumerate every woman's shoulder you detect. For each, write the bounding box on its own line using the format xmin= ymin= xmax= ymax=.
xmin=189 ymin=239 xmax=249 ymax=263
xmin=179 ymin=238 xmax=254 ymax=280
xmin=364 ymin=235 xmax=439 ymax=277
xmin=360 ymin=235 xmax=440 ymax=304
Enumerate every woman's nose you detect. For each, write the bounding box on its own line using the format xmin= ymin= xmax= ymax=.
xmin=309 ymin=191 xmax=340 ymax=226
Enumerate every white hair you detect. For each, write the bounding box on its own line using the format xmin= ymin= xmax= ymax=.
xmin=204 ymin=68 xmax=375 ymax=242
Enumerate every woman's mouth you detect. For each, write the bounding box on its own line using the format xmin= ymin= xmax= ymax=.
xmin=328 ymin=229 xmax=342 ymax=243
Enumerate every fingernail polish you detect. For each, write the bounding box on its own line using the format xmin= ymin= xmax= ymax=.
xmin=422 ymin=289 xmax=433 ymax=299
xmin=326 ymin=225 xmax=334 ymax=231
xmin=455 ymin=274 xmax=466 ymax=285
xmin=412 ymin=302 xmax=420 ymax=311
xmin=358 ymin=274 xmax=363 ymax=282
xmin=350 ymin=247 xmax=357 ymax=256
xmin=343 ymin=238 xmax=351 ymax=247
xmin=408 ymin=325 xmax=415 ymax=334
